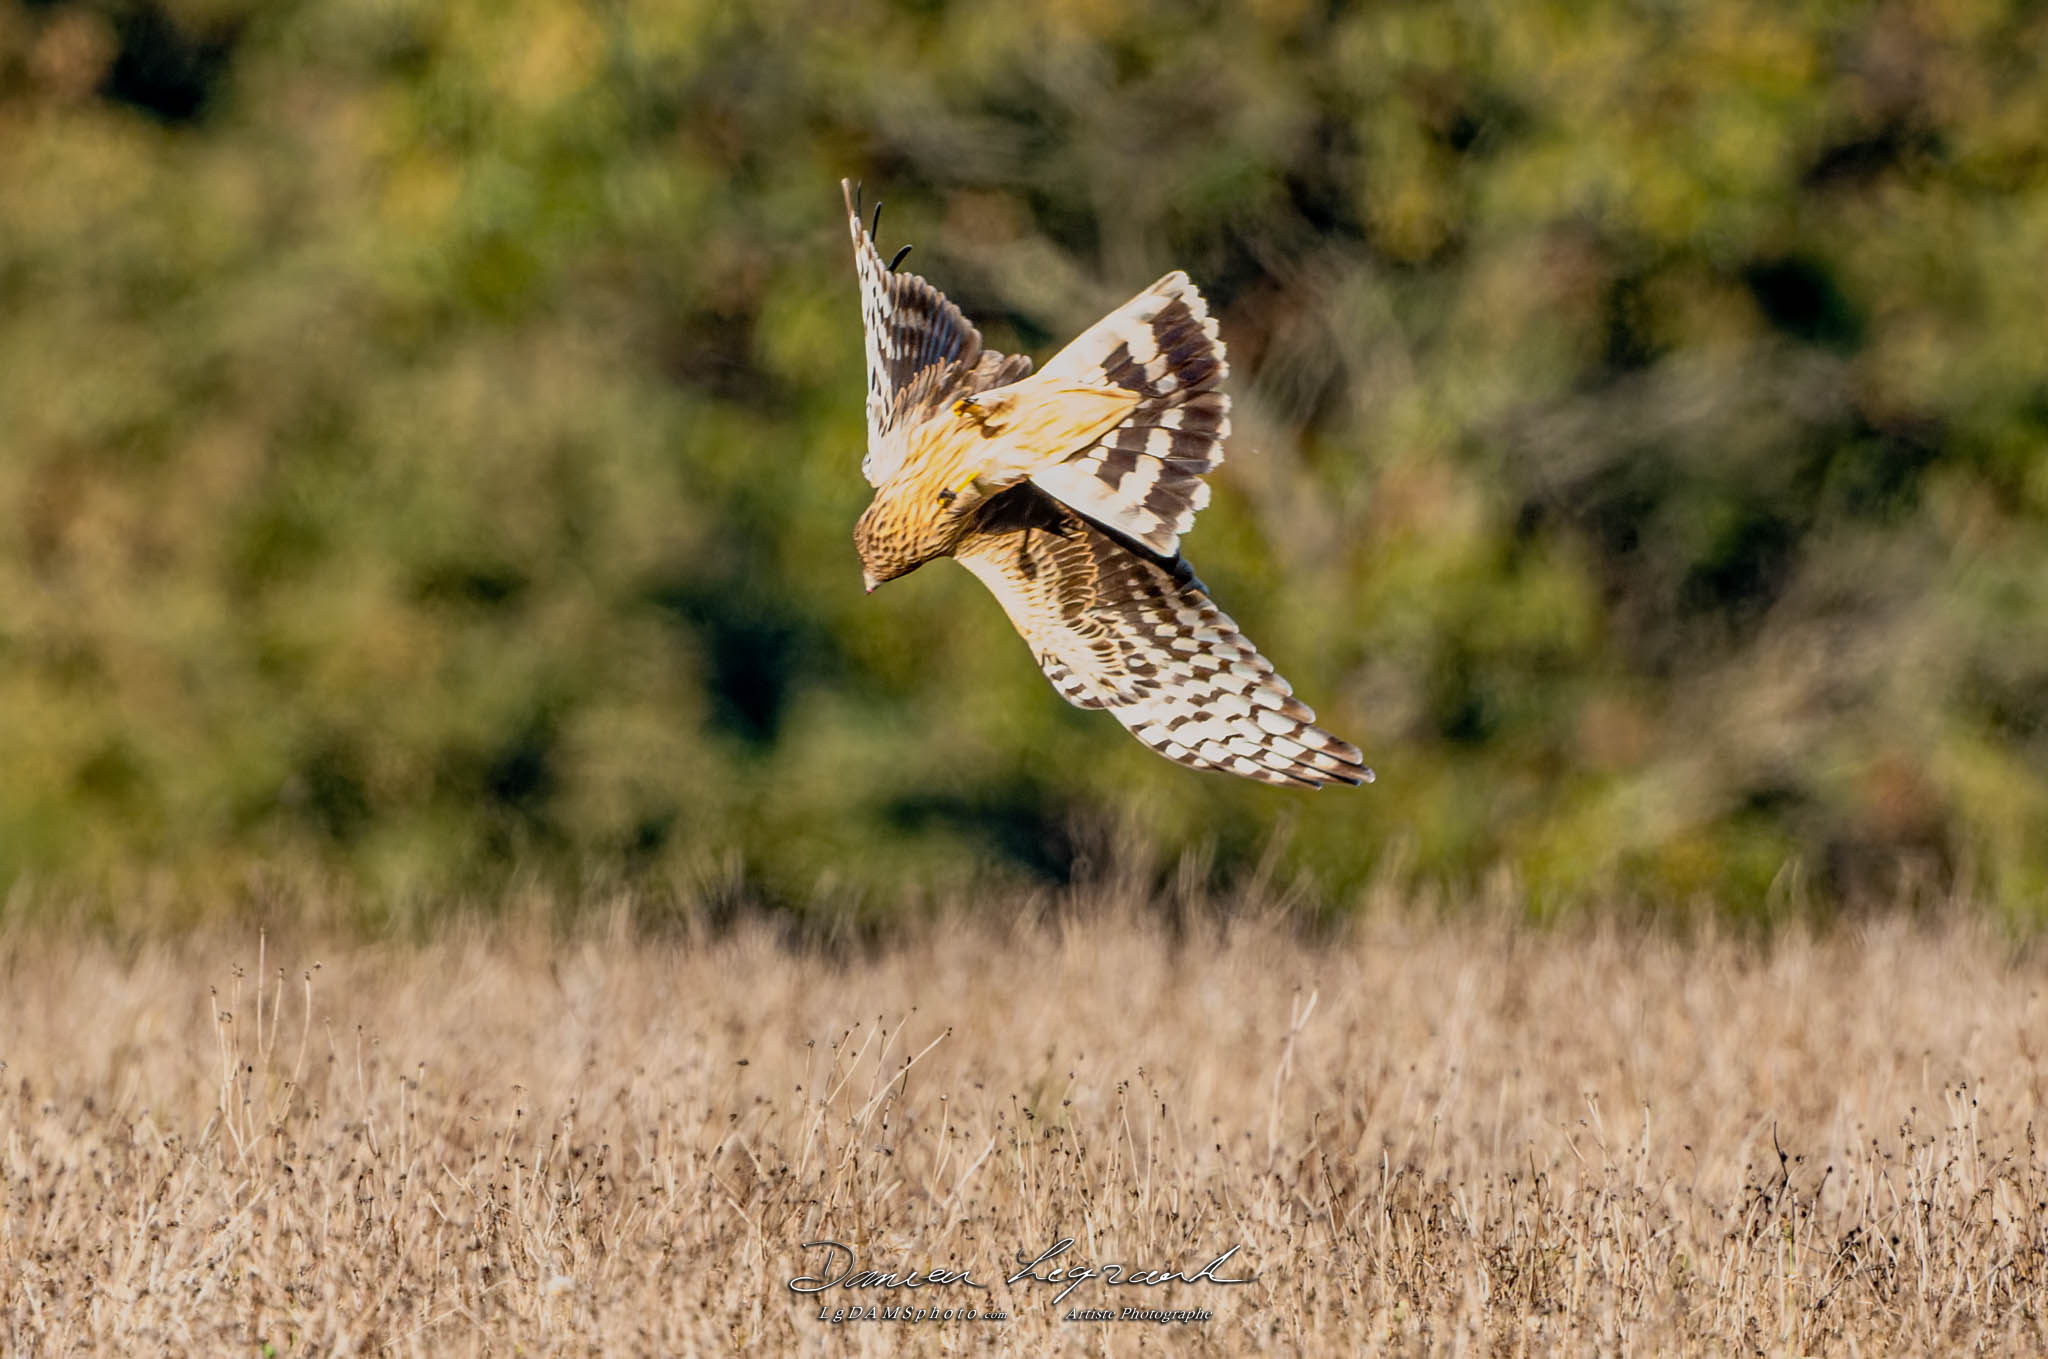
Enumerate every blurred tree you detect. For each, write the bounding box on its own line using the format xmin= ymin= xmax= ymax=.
xmin=0 ymin=0 xmax=2043 ymax=917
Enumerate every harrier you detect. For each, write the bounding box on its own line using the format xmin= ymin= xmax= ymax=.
xmin=844 ymin=181 xmax=1371 ymax=789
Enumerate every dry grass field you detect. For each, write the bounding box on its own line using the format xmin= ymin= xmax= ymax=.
xmin=5 ymin=885 xmax=2048 ymax=1356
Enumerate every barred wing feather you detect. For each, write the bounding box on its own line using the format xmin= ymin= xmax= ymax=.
xmin=843 ymin=179 xmax=1032 ymax=487
xmin=1028 ymin=271 xmax=1231 ymax=558
xmin=953 ymin=486 xmax=1371 ymax=788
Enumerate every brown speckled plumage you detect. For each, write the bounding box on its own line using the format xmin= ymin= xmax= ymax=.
xmin=844 ymin=180 xmax=1371 ymax=788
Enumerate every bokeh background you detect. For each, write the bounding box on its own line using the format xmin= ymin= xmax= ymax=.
xmin=2 ymin=0 xmax=2045 ymax=918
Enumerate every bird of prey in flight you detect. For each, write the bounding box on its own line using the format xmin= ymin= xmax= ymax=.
xmin=844 ymin=181 xmax=1371 ymax=789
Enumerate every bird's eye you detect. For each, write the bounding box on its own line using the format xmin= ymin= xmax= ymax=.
xmin=936 ymin=489 xmax=957 ymax=507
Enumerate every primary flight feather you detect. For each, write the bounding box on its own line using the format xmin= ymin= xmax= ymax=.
xmin=844 ymin=180 xmax=1372 ymax=789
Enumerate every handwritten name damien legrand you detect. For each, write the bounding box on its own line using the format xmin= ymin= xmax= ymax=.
xmin=787 ymin=1240 xmax=991 ymax=1295
xmin=1007 ymin=1237 xmax=1252 ymax=1308
xmin=787 ymin=1236 xmax=1251 ymax=1322
xmin=788 ymin=1240 xmax=1003 ymax=1323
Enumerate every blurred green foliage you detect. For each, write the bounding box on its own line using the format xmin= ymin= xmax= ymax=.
xmin=2 ymin=0 xmax=2045 ymax=916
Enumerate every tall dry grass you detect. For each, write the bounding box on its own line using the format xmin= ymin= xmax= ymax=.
xmin=4 ymin=890 xmax=2047 ymax=1355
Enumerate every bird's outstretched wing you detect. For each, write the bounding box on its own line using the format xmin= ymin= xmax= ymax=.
xmin=953 ymin=486 xmax=1371 ymax=788
xmin=843 ymin=179 xmax=1031 ymax=487
xmin=1027 ymin=271 xmax=1230 ymax=560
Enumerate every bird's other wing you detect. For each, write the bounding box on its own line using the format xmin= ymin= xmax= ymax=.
xmin=844 ymin=179 xmax=1033 ymax=487
xmin=953 ymin=486 xmax=1371 ymax=788
xmin=1026 ymin=271 xmax=1230 ymax=560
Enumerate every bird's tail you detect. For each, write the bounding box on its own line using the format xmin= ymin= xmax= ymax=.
xmin=1027 ymin=271 xmax=1231 ymax=559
